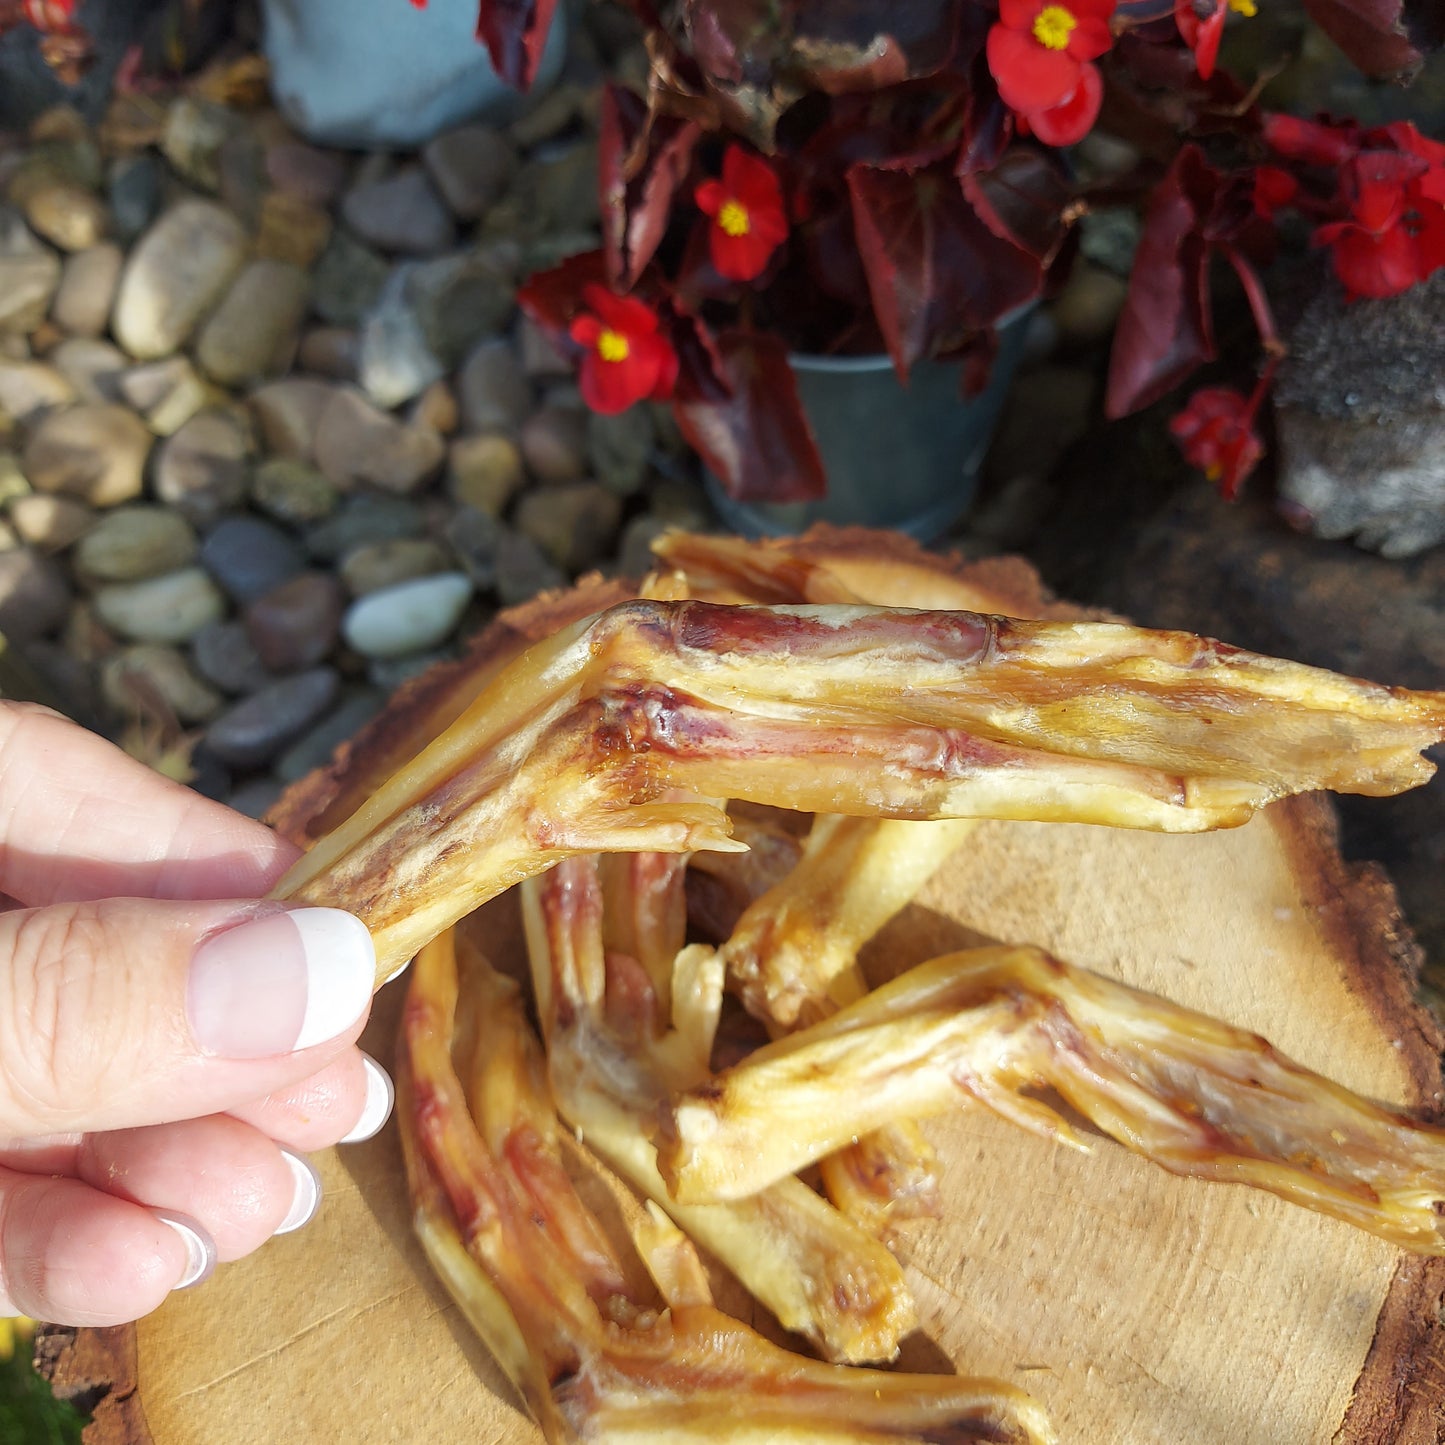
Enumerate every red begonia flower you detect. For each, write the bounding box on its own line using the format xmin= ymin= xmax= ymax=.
xmin=1020 ymin=61 xmax=1103 ymax=146
xmin=1261 ymin=113 xmax=1361 ymax=167
xmin=1174 ymin=0 xmax=1255 ymax=79
xmin=22 ymin=0 xmax=79 ymax=28
xmin=694 ymin=146 xmax=790 ymax=282
xmin=567 ymin=285 xmax=678 ymax=415
xmin=986 ymin=0 xmax=1114 ymax=114
xmin=1169 ymin=386 xmax=1264 ymax=501
xmin=1252 ymin=165 xmax=1298 ymax=220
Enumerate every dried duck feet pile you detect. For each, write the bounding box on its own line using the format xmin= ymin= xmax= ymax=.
xmin=275 ymin=531 xmax=1445 ymax=1443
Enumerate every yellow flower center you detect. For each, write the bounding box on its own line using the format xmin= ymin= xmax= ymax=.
xmin=1228 ymin=0 xmax=1256 ymax=15
xmin=1032 ymin=4 xmax=1077 ymax=48
xmin=718 ymin=199 xmax=752 ymax=237
xmin=596 ymin=329 xmax=630 ymax=363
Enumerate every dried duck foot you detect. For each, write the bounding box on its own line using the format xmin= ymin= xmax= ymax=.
xmin=659 ymin=945 xmax=1445 ymax=1255
xmin=400 ymin=927 xmax=1057 ymax=1445
xmin=274 ymin=600 xmax=1445 ymax=986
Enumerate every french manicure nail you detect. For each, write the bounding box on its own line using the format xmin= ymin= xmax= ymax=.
xmin=188 ymin=908 xmax=375 ymax=1059
xmin=339 ymin=1054 xmax=394 ymax=1145
xmin=275 ymin=1151 xmax=322 ymax=1235
xmin=154 ymin=1210 xmax=217 ymax=1291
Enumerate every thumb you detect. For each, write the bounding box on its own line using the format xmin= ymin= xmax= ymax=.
xmin=0 ymin=901 xmax=375 ymax=1137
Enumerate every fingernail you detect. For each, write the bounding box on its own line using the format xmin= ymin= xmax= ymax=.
xmin=339 ymin=1054 xmax=394 ymax=1145
xmin=154 ymin=1210 xmax=216 ymax=1291
xmin=188 ymin=908 xmax=375 ymax=1059
xmin=275 ymin=1151 xmax=322 ymax=1235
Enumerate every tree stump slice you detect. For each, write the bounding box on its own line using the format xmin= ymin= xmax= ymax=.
xmin=37 ymin=537 xmax=1445 ymax=1443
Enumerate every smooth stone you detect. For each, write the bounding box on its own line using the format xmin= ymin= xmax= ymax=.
xmin=196 ymin=259 xmax=310 ymax=388
xmin=273 ymin=687 xmax=385 ymax=783
xmin=494 ymin=528 xmax=565 ymax=606
xmin=118 ymin=356 xmax=212 ymax=436
xmin=508 ymin=82 xmax=589 ymax=148
xmin=255 ymin=191 xmax=333 ymax=269
xmin=356 ymin=266 xmax=444 ymax=409
xmin=421 ymin=124 xmax=518 ymax=222
xmin=51 ymin=242 xmax=124 ymax=337
xmin=21 ymin=181 xmax=109 ymax=253
xmin=1050 ymin=263 xmax=1130 ymax=346
xmin=73 ymin=504 xmax=199 ymax=585
xmin=405 ymin=248 xmax=514 ymax=368
xmin=101 ymin=643 xmax=223 ymax=724
xmin=248 ymin=377 xmax=337 ymax=460
xmin=514 ymin=481 xmax=622 ymax=572
xmin=265 ymin=141 xmax=350 ymax=207
xmin=341 ymin=571 xmax=473 ymax=659
xmin=588 ymin=406 xmax=654 ymax=496
xmin=311 ymin=230 xmax=390 ymax=328
xmin=409 ymin=379 xmax=458 ymax=436
xmin=303 ymin=492 xmax=426 ymax=561
xmin=9 ymin=492 xmax=92 ymax=551
xmin=216 ymin=130 xmax=270 ymax=231
xmin=0 ymin=358 xmax=73 ymax=422
xmin=191 ymin=619 xmax=276 ymax=695
xmin=341 ymin=167 xmax=455 ymax=256
xmin=366 ymin=647 xmax=453 ymax=691
xmin=228 ymin=776 xmax=285 ymax=819
xmin=296 ymin=327 xmax=359 ymax=380
xmin=200 ymin=514 xmax=309 ymax=605
xmin=204 ymin=667 xmax=340 ymax=769
xmin=0 ymin=547 xmax=71 ymax=641
xmin=23 ymin=403 xmax=151 ymax=506
xmin=513 ymin=139 xmax=600 ymax=234
xmin=0 ymin=205 xmax=62 ymax=335
xmin=251 ymin=457 xmax=338 ymax=525
xmin=93 ymin=566 xmax=226 ymax=644
xmin=161 ymin=98 xmax=245 ymax=193
xmin=107 ymin=154 xmax=164 ymax=243
xmin=0 ymin=452 xmax=27 ymax=507
xmin=443 ymin=505 xmax=502 ymax=591
xmin=456 ymin=337 xmax=531 ymax=432
xmin=339 ymin=537 xmax=452 ymax=596
xmin=616 ymin=512 xmax=668 ymax=579
xmin=47 ymin=337 xmax=126 ymax=404
xmin=112 ymin=201 xmax=249 ymax=360
xmin=448 ymin=432 xmax=525 ymax=515
xmin=153 ymin=410 xmax=252 ymax=529
xmin=313 ymin=389 xmax=445 ymax=494
xmin=519 ymin=404 xmax=587 ymax=484
xmin=244 ymin=570 xmax=343 ymax=672
xmin=517 ymin=315 xmax=574 ymax=378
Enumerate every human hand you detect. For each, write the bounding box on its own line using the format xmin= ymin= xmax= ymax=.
xmin=0 ymin=702 xmax=391 ymax=1328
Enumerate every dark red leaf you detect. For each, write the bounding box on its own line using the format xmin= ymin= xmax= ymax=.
xmin=790 ymin=0 xmax=961 ymax=92
xmin=665 ymin=306 xmax=734 ymax=403
xmin=847 ymin=157 xmax=1044 ymax=379
xmin=472 ymin=0 xmax=561 ymax=90
xmin=1105 ymin=145 xmax=1219 ymax=418
xmin=1300 ymin=0 xmax=1433 ymax=79
xmin=671 ymin=330 xmax=827 ymax=503
xmin=959 ymin=146 xmax=1077 ymax=265
xmin=515 ymin=250 xmax=610 ymax=338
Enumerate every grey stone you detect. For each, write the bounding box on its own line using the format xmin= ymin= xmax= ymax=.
xmin=444 ymin=505 xmax=503 ymax=591
xmin=106 ymin=154 xmax=163 ymax=243
xmin=47 ymin=337 xmax=127 ymax=404
xmin=313 ymin=389 xmax=445 ymax=494
xmin=23 ymin=403 xmax=151 ymax=507
xmin=200 ymin=514 xmax=309 ymax=605
xmin=457 ymin=337 xmax=531 ymax=432
xmin=196 ymin=259 xmax=310 ymax=388
xmin=515 ymin=481 xmax=622 ymax=572
xmin=265 ymin=141 xmax=350 ymax=208
xmin=617 ymin=513 xmax=669 ymax=578
xmin=340 ymin=537 xmax=453 ymax=596
xmin=407 ymin=248 xmax=515 ymax=369
xmin=228 ymin=776 xmax=286 ymax=819
xmin=341 ymin=167 xmax=455 ymax=256
xmin=0 ymin=358 xmax=73 ymax=423
xmin=0 ymin=204 xmax=61 ymax=335
xmin=204 ymin=667 xmax=341 ymax=769
xmin=356 ymin=266 xmax=445 ymax=410
xmin=517 ymin=314 xmax=574 ymax=378
xmin=51 ymin=242 xmax=124 ymax=337
xmin=112 ymin=201 xmax=249 ymax=360
xmin=366 ymin=647 xmax=453 ymax=692
xmin=520 ymin=404 xmax=587 ymax=484
xmin=73 ymin=504 xmax=199 ymax=585
xmin=311 ymin=229 xmax=391 ymax=328
xmin=421 ymin=124 xmax=518 ymax=221
xmin=251 ymin=457 xmax=338 ymax=526
xmin=448 ymin=432 xmax=526 ymax=515
xmin=117 ymin=356 xmax=211 ymax=437
xmin=244 ymin=570 xmax=344 ymax=672
xmin=588 ymin=406 xmax=654 ymax=496
xmin=101 ymin=644 xmax=224 ymax=724
xmin=304 ymin=492 xmax=426 ymax=562
xmin=248 ymin=377 xmax=337 ymax=461
xmin=0 ymin=546 xmax=70 ymax=641
xmin=514 ymin=139 xmax=600 ymax=233
xmin=296 ymin=327 xmax=359 ymax=380
xmin=153 ymin=410 xmax=252 ymax=529
xmin=9 ymin=493 xmax=92 ymax=551
xmin=494 ymin=528 xmax=566 ymax=606
xmin=191 ymin=619 xmax=276 ymax=695
xmin=93 ymin=566 xmax=226 ymax=644
xmin=341 ymin=571 xmax=473 ymax=658
xmin=274 ymin=687 xmax=385 ymax=783
xmin=161 ymin=98 xmax=245 ymax=192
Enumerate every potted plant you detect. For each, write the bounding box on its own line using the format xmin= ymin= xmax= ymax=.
xmin=419 ymin=0 xmax=1440 ymax=532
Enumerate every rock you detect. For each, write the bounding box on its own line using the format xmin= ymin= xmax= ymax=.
xmin=273 ymin=687 xmax=385 ymax=783
xmin=9 ymin=493 xmax=92 ymax=551
xmin=617 ymin=512 xmax=668 ymax=578
xmin=51 ymin=242 xmax=124 ymax=337
xmin=118 ymin=356 xmax=212 ymax=436
xmin=101 ymin=644 xmax=223 ymax=724
xmin=0 ymin=453 xmax=27 ymax=507
xmin=161 ymin=98 xmax=244 ymax=193
xmin=457 ymin=337 xmax=531 ymax=432
xmin=229 ymin=777 xmax=285 ymax=819
xmin=313 ymin=389 xmax=445 ymax=494
xmin=191 ymin=619 xmax=276 ymax=695
xmin=367 ymin=648 xmax=454 ymax=691
xmin=517 ymin=314 xmax=575 ymax=378
xmin=341 ymin=167 xmax=455 ymax=256
xmin=1050 ymin=263 xmax=1130 ymax=346
xmin=72 ymin=504 xmax=199 ymax=585
xmin=421 ymin=124 xmax=518 ymax=221
xmin=48 ymin=337 xmax=127 ymax=404
xmin=410 ymin=379 xmax=458 ymax=436
xmin=588 ymin=406 xmax=654 ymax=495
xmin=514 ymin=139 xmax=600 ymax=234
xmin=200 ymin=514 xmax=309 ymax=605
xmin=0 ymin=204 xmax=62 ymax=335
xmin=255 ymin=191 xmax=333 ymax=269
xmin=444 ymin=506 xmax=503 ymax=591
xmin=23 ymin=404 xmax=151 ymax=507
xmin=311 ymin=230 xmax=391 ymax=328
xmin=153 ymin=409 xmax=252 ymax=528
xmin=407 ymin=249 xmax=515 ymax=368
xmin=515 ymin=481 xmax=622 ymax=571
xmin=356 ymin=267 xmax=445 ymax=409
xmin=448 ymin=432 xmax=526 ymax=515
xmin=204 ymin=667 xmax=340 ymax=770
xmin=265 ymin=142 xmax=350 ymax=207
xmin=248 ymin=377 xmax=336 ymax=460
xmin=519 ymin=404 xmax=587 ymax=484
xmin=244 ymin=570 xmax=344 ymax=672
xmin=296 ymin=327 xmax=359 ymax=379
xmin=341 ymin=571 xmax=473 ymax=659
xmin=93 ymin=566 xmax=226 ymax=644
xmin=304 ymin=492 xmax=426 ymax=561
xmin=0 ymin=358 xmax=73 ymax=423
xmin=985 ymin=366 xmax=1098 ymax=493
xmin=494 ymin=528 xmax=566 ymax=606
xmin=107 ymin=154 xmax=163 ymax=243
xmin=251 ymin=457 xmax=338 ymax=526
xmin=196 ymin=259 xmax=310 ymax=388
xmin=508 ymin=82 xmax=591 ymax=148
xmin=20 ymin=181 xmax=108 ymax=253
xmin=112 ymin=201 xmax=249 ymax=360
xmin=0 ymin=547 xmax=70 ymax=641
xmin=217 ymin=129 xmax=270 ymax=231
xmin=339 ymin=537 xmax=453 ymax=596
